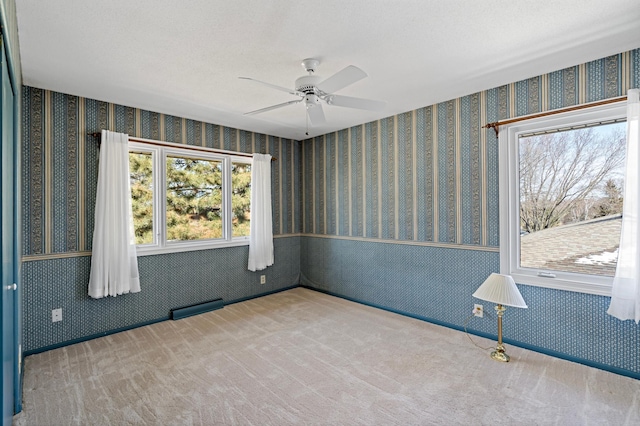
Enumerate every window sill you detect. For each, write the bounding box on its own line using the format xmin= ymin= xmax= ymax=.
xmin=509 ymin=271 xmax=613 ymax=296
xmin=136 ymin=238 xmax=250 ymax=256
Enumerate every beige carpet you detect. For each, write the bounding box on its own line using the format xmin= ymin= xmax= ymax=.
xmin=13 ymin=288 xmax=640 ymax=425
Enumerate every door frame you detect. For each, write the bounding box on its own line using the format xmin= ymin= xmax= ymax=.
xmin=0 ymin=6 xmax=22 ymax=418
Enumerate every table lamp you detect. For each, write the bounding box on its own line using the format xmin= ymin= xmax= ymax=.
xmin=472 ymin=273 xmax=527 ymax=362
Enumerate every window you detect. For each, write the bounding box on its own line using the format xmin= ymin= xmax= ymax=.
xmin=129 ymin=141 xmax=252 ymax=255
xmin=499 ymin=102 xmax=627 ymax=295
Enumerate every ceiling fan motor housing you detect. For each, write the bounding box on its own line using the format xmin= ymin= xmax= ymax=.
xmin=295 ymin=75 xmax=322 ymax=94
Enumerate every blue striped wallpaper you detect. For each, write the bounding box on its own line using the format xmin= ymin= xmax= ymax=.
xmin=302 ymin=50 xmax=639 ymax=247
xmin=22 ymin=88 xmax=303 ymax=257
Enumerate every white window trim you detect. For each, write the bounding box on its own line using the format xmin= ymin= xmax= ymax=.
xmin=499 ymin=102 xmax=627 ymax=296
xmin=130 ymin=141 xmax=252 ymax=256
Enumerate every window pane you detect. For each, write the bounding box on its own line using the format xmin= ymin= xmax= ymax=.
xmin=232 ymin=162 xmax=251 ymax=237
xmin=129 ymin=151 xmax=154 ymax=245
xmin=166 ymin=155 xmax=223 ymax=241
xmin=518 ymin=122 xmax=626 ymax=276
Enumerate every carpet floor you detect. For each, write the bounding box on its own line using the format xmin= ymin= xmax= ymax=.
xmin=13 ymin=287 xmax=640 ymax=425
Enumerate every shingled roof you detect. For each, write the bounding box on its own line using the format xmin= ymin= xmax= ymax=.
xmin=520 ymin=214 xmax=621 ymax=276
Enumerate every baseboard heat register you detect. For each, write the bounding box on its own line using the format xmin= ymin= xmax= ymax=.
xmin=170 ymin=298 xmax=224 ymax=320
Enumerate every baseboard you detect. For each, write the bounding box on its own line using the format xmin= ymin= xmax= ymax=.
xmin=300 ymin=284 xmax=640 ymax=381
xmin=26 ymin=281 xmax=636 ymax=381
xmin=23 ymin=317 xmax=168 ymax=357
xmin=225 ymin=284 xmax=299 ymax=306
xmin=23 ymin=284 xmax=301 ymax=357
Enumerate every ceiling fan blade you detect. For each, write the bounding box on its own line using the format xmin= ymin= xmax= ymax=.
xmin=244 ymin=99 xmax=302 ymax=116
xmin=238 ymin=77 xmax=304 ymax=97
xmin=327 ymin=94 xmax=386 ymax=111
xmin=316 ymin=65 xmax=367 ymax=94
xmin=306 ymin=103 xmax=326 ymax=125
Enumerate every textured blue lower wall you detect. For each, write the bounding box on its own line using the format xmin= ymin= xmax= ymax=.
xmin=300 ymin=236 xmax=640 ymax=377
xmin=22 ymin=236 xmax=300 ymax=353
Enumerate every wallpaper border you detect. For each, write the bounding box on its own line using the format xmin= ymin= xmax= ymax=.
xmin=297 ymin=233 xmax=499 ymax=252
xmin=21 ymin=233 xmax=304 ymax=262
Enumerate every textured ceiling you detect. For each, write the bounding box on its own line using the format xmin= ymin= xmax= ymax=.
xmin=14 ymin=0 xmax=640 ymax=140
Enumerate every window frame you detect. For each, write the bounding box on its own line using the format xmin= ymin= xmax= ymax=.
xmin=499 ymin=102 xmax=627 ymax=296
xmin=129 ymin=141 xmax=252 ymax=256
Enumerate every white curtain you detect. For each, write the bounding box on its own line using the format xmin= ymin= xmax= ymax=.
xmin=248 ymin=153 xmax=274 ymax=271
xmin=88 ymin=130 xmax=141 ymax=299
xmin=608 ymin=88 xmax=640 ymax=323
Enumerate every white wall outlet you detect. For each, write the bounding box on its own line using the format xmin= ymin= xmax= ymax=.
xmin=260 ymin=275 xmax=266 ymax=284
xmin=473 ymin=304 xmax=483 ymax=318
xmin=52 ymin=308 xmax=62 ymax=322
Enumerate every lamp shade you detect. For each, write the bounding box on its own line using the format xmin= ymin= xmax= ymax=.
xmin=473 ymin=273 xmax=528 ymax=308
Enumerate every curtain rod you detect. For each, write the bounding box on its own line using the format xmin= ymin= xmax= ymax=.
xmin=87 ymin=132 xmax=277 ymax=161
xmin=483 ymin=95 xmax=628 ymax=137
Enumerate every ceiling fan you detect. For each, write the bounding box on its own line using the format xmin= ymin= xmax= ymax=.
xmin=239 ymin=58 xmax=385 ymax=127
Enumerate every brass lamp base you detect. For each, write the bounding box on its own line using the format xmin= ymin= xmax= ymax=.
xmin=490 ymin=344 xmax=510 ymax=362
xmin=490 ymin=304 xmax=511 ymax=362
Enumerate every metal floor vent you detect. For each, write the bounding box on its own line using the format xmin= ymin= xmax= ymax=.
xmin=170 ymin=298 xmax=224 ymax=320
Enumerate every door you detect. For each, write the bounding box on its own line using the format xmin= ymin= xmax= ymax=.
xmin=1 ymin=36 xmax=16 ymax=425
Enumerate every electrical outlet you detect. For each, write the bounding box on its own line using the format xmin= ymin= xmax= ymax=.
xmin=52 ymin=308 xmax=62 ymax=322
xmin=473 ymin=304 xmax=483 ymax=318
xmin=260 ymin=275 xmax=266 ymax=284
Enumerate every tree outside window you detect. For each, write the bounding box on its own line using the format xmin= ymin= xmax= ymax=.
xmin=128 ymin=144 xmax=253 ymax=253
xmin=518 ymin=122 xmax=626 ymax=277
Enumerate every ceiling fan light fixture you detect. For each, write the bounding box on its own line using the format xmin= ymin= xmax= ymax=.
xmin=305 ymin=94 xmax=320 ymax=107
